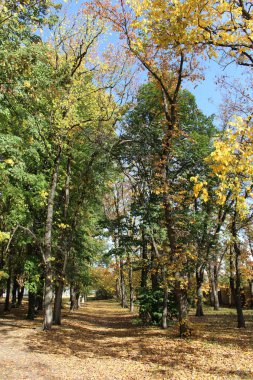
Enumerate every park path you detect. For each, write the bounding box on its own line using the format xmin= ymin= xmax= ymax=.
xmin=0 ymin=300 xmax=253 ymax=380
xmin=0 ymin=300 xmax=163 ymax=380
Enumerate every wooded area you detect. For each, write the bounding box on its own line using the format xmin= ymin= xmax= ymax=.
xmin=0 ymin=1 xmax=253 ymax=378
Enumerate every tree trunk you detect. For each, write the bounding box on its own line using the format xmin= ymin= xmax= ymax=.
xmin=195 ymin=268 xmax=204 ymax=317
xmin=17 ymin=286 xmax=24 ymax=307
xmin=151 ymin=247 xmax=159 ymax=291
xmin=36 ymin=284 xmax=44 ymax=311
xmin=27 ymin=292 xmax=36 ymax=320
xmin=120 ymin=258 xmax=127 ymax=308
xmin=229 ymin=248 xmax=235 ymax=307
xmin=210 ymin=264 xmax=219 ymax=310
xmin=234 ymin=242 xmax=246 ymax=328
xmin=175 ymin=281 xmax=189 ymax=337
xmin=232 ymin=214 xmax=245 ymax=328
xmin=4 ymin=247 xmax=13 ymax=312
xmin=76 ymin=292 xmax=80 ymax=309
xmin=141 ymin=229 xmax=148 ymax=289
xmin=11 ymin=277 xmax=18 ymax=308
xmin=53 ymin=281 xmax=64 ymax=324
xmin=70 ymin=287 xmax=78 ymax=311
xmin=128 ymin=253 xmax=134 ymax=312
xmin=44 ymin=263 xmax=53 ymax=328
xmin=116 ymin=277 xmax=120 ymax=300
xmin=162 ymin=266 xmax=168 ymax=329
xmin=4 ymin=276 xmax=11 ymax=311
xmin=249 ymin=280 xmax=253 ymax=309
xmin=43 ymin=148 xmax=61 ymax=331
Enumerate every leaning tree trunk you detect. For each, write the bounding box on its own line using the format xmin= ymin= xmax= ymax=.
xmin=195 ymin=267 xmax=204 ymax=317
xmin=43 ymin=148 xmax=61 ymax=331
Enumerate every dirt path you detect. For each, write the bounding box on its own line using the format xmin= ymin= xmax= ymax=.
xmin=0 ymin=300 xmax=253 ymax=379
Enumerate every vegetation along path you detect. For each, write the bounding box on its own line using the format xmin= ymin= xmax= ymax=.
xmin=0 ymin=300 xmax=253 ymax=380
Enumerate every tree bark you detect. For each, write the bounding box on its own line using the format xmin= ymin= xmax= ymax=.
xmin=232 ymin=214 xmax=245 ymax=328
xmin=27 ymin=292 xmax=36 ymax=320
xmin=151 ymin=247 xmax=159 ymax=291
xmin=4 ymin=276 xmax=11 ymax=311
xmin=120 ymin=258 xmax=127 ymax=308
xmin=175 ymin=281 xmax=189 ymax=337
xmin=140 ymin=229 xmax=148 ymax=289
xmin=210 ymin=264 xmax=219 ymax=310
xmin=4 ymin=247 xmax=13 ymax=311
xmin=43 ymin=148 xmax=61 ymax=331
xmin=162 ymin=266 xmax=168 ymax=329
xmin=229 ymin=248 xmax=235 ymax=307
xmin=70 ymin=286 xmax=78 ymax=311
xmin=53 ymin=281 xmax=64 ymax=324
xmin=11 ymin=277 xmax=18 ymax=308
xmin=127 ymin=253 xmax=134 ymax=312
xmin=17 ymin=286 xmax=24 ymax=307
xmin=195 ymin=268 xmax=204 ymax=317
xmin=249 ymin=280 xmax=253 ymax=309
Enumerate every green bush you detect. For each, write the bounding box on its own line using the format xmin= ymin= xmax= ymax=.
xmin=137 ymin=287 xmax=178 ymax=325
xmin=95 ymin=288 xmax=114 ymax=300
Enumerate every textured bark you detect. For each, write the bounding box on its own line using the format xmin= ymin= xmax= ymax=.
xmin=128 ymin=253 xmax=134 ymax=312
xmin=232 ymin=214 xmax=245 ymax=328
xmin=53 ymin=157 xmax=71 ymax=325
xmin=151 ymin=248 xmax=159 ymax=291
xmin=210 ymin=264 xmax=219 ymax=310
xmin=229 ymin=248 xmax=235 ymax=307
xmin=70 ymin=287 xmax=78 ymax=311
xmin=4 ymin=248 xmax=13 ymax=311
xmin=249 ymin=280 xmax=253 ymax=309
xmin=43 ymin=148 xmax=61 ymax=331
xmin=44 ymin=263 xmax=53 ymax=328
xmin=11 ymin=277 xmax=18 ymax=308
xmin=195 ymin=268 xmax=204 ymax=317
xmin=53 ymin=281 xmax=64 ymax=324
xmin=120 ymin=258 xmax=127 ymax=308
xmin=17 ymin=286 xmax=24 ymax=308
xmin=175 ymin=281 xmax=189 ymax=337
xmin=140 ymin=229 xmax=148 ymax=289
xmin=4 ymin=276 xmax=11 ymax=311
xmin=116 ymin=277 xmax=120 ymax=300
xmin=162 ymin=266 xmax=168 ymax=329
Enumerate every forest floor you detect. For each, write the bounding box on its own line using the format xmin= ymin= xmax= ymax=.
xmin=0 ymin=300 xmax=253 ymax=380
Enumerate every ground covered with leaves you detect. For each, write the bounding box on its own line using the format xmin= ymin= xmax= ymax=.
xmin=0 ymin=300 xmax=253 ymax=380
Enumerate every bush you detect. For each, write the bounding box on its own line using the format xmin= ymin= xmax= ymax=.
xmin=95 ymin=288 xmax=114 ymax=300
xmin=138 ymin=287 xmax=178 ymax=325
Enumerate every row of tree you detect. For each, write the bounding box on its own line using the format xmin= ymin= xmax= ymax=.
xmin=0 ymin=0 xmax=253 ymax=337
